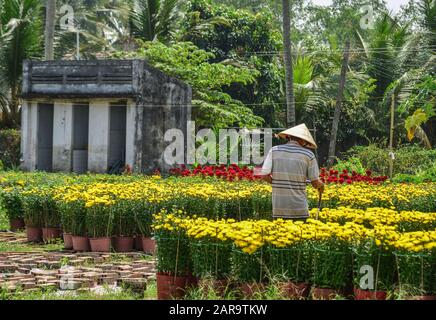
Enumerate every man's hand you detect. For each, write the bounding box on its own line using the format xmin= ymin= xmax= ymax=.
xmin=262 ymin=175 xmax=272 ymax=184
xmin=311 ymin=179 xmax=325 ymax=194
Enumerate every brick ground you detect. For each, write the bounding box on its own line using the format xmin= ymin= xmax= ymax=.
xmin=0 ymin=232 xmax=156 ymax=294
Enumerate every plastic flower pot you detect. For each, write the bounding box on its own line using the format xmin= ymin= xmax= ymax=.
xmin=9 ymin=218 xmax=25 ymax=232
xmin=353 ymin=288 xmax=387 ymax=300
xmin=112 ymin=236 xmax=134 ymax=252
xmin=134 ymin=236 xmax=143 ymax=251
xmin=280 ymin=281 xmax=311 ymax=299
xmin=90 ymin=237 xmax=112 ymax=252
xmin=311 ymin=287 xmax=341 ymax=300
xmin=42 ymin=228 xmax=62 ymax=242
xmin=156 ymin=273 xmax=196 ymax=300
xmin=142 ymin=237 xmax=156 ymax=255
xmin=26 ymin=227 xmax=42 ymax=243
xmin=63 ymin=233 xmax=73 ymax=250
xmin=72 ymin=235 xmax=90 ymax=252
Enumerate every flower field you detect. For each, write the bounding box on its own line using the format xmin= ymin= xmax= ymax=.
xmin=1 ymin=171 xmax=436 ymax=299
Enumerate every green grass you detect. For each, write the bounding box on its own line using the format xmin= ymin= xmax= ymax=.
xmin=0 ymin=237 xmax=64 ymax=253
xmin=1 ymin=281 xmax=157 ymax=301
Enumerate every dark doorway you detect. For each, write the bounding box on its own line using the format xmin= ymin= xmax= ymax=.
xmin=37 ymin=103 xmax=54 ymax=171
xmin=108 ymin=103 xmax=127 ymax=173
xmin=72 ymin=104 xmax=89 ymax=173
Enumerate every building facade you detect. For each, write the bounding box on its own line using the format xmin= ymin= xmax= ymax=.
xmin=21 ymin=60 xmax=191 ymax=174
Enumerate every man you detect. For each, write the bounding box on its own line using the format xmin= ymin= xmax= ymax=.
xmin=260 ymin=124 xmax=324 ymax=221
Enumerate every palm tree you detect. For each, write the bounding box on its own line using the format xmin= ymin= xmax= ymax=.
xmin=0 ymin=0 xmax=43 ymax=128
xmin=129 ymin=0 xmax=184 ymax=43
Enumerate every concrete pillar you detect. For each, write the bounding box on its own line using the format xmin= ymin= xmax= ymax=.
xmin=52 ymin=102 xmax=73 ymax=172
xmin=88 ymin=101 xmax=110 ymax=173
xmin=125 ymin=100 xmax=143 ymax=172
xmin=21 ymin=101 xmax=38 ymax=171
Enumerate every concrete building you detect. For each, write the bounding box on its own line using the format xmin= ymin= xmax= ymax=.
xmin=21 ymin=60 xmax=191 ymax=173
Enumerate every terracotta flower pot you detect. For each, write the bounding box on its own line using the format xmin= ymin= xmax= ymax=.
xmin=354 ymin=288 xmax=387 ymax=300
xmin=142 ymin=237 xmax=156 ymax=255
xmin=9 ymin=218 xmax=25 ymax=232
xmin=239 ymin=282 xmax=265 ymax=299
xmin=112 ymin=236 xmax=134 ymax=252
xmin=63 ymin=233 xmax=73 ymax=250
xmin=26 ymin=227 xmax=42 ymax=243
xmin=134 ymin=236 xmax=143 ymax=251
xmin=311 ymin=287 xmax=340 ymax=300
xmin=90 ymin=237 xmax=112 ymax=252
xmin=42 ymin=228 xmax=62 ymax=242
xmin=156 ymin=273 xmax=194 ymax=300
xmin=280 ymin=281 xmax=311 ymax=299
xmin=72 ymin=235 xmax=90 ymax=252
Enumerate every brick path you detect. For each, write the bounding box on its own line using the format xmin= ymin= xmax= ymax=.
xmin=0 ymin=232 xmax=156 ymax=295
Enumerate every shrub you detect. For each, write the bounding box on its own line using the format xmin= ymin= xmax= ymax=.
xmin=190 ymin=241 xmax=232 ymax=279
xmin=346 ymin=144 xmax=436 ymax=176
xmin=0 ymin=129 xmax=21 ymax=169
xmin=231 ymin=247 xmax=266 ymax=283
xmin=0 ymin=188 xmax=23 ymax=220
xmin=86 ymin=206 xmax=114 ymax=238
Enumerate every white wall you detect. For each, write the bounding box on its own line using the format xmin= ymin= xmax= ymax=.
xmin=88 ymin=101 xmax=110 ymax=173
xmin=52 ymin=102 xmax=73 ymax=172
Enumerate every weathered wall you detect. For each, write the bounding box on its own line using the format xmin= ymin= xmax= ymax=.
xmin=139 ymin=62 xmax=192 ymax=173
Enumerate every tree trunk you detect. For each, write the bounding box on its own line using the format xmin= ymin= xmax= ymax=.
xmin=282 ymin=0 xmax=295 ymax=128
xmin=389 ymin=94 xmax=395 ymax=178
xmin=44 ymin=0 xmax=56 ymax=60
xmin=327 ymin=39 xmax=351 ymax=168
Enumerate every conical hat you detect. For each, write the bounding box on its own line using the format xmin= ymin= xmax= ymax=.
xmin=278 ymin=124 xmax=318 ymax=149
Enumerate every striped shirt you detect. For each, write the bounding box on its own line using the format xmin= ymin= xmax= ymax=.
xmin=261 ymin=141 xmax=320 ymax=219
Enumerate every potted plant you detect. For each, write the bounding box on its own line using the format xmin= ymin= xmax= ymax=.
xmin=395 ymin=250 xmax=436 ymax=300
xmin=311 ymin=239 xmax=352 ymax=300
xmin=135 ymin=201 xmax=156 ymax=254
xmin=0 ymin=187 xmax=25 ymax=231
xmin=59 ymin=201 xmax=75 ymax=249
xmin=268 ymin=242 xmax=313 ymax=299
xmin=87 ymin=205 xmax=113 ymax=252
xmin=41 ymin=191 xmax=62 ymax=243
xmin=153 ymin=211 xmax=195 ymax=300
xmin=70 ymin=202 xmax=89 ymax=252
xmin=190 ymin=239 xmax=232 ymax=296
xmin=22 ymin=192 xmax=44 ymax=243
xmin=232 ymin=247 xmax=267 ymax=299
xmin=112 ymin=201 xmax=136 ymax=252
xmin=353 ymin=240 xmax=395 ymax=300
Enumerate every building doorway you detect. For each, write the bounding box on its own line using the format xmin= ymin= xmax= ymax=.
xmin=37 ymin=103 xmax=54 ymax=171
xmin=108 ymin=103 xmax=127 ymax=173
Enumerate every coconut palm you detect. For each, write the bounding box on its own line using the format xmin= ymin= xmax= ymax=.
xmin=0 ymin=0 xmax=43 ymax=128
xmin=129 ymin=0 xmax=184 ymax=42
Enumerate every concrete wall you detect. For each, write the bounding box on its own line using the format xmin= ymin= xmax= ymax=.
xmin=21 ymin=101 xmax=38 ymax=171
xmin=88 ymin=101 xmax=110 ymax=173
xmin=139 ymin=64 xmax=192 ymax=173
xmin=52 ymin=102 xmax=73 ymax=172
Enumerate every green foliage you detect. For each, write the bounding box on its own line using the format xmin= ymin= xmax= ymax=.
xmin=353 ymin=240 xmax=396 ymax=291
xmin=114 ymin=41 xmax=263 ymax=128
xmin=0 ymin=129 xmax=20 ymax=169
xmin=155 ymin=232 xmax=192 ymax=275
xmin=0 ymin=187 xmax=23 ymax=220
xmin=86 ymin=206 xmax=114 ymax=238
xmin=268 ymin=243 xmax=313 ymax=283
xmin=395 ymin=251 xmax=436 ymax=295
xmin=0 ymin=0 xmax=43 ymax=128
xmin=231 ymin=247 xmax=265 ymax=283
xmin=313 ymin=240 xmax=352 ymax=289
xmin=190 ymin=241 xmax=232 ymax=279
xmin=333 ymin=157 xmax=366 ymax=175
xmin=393 ymin=162 xmax=436 ymax=183
xmin=346 ymin=144 xmax=436 ymax=176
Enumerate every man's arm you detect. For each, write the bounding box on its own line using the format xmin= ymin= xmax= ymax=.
xmin=262 ymin=175 xmax=272 ymax=184
xmin=308 ymin=157 xmax=324 ymax=194
xmin=258 ymin=148 xmax=273 ymax=184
